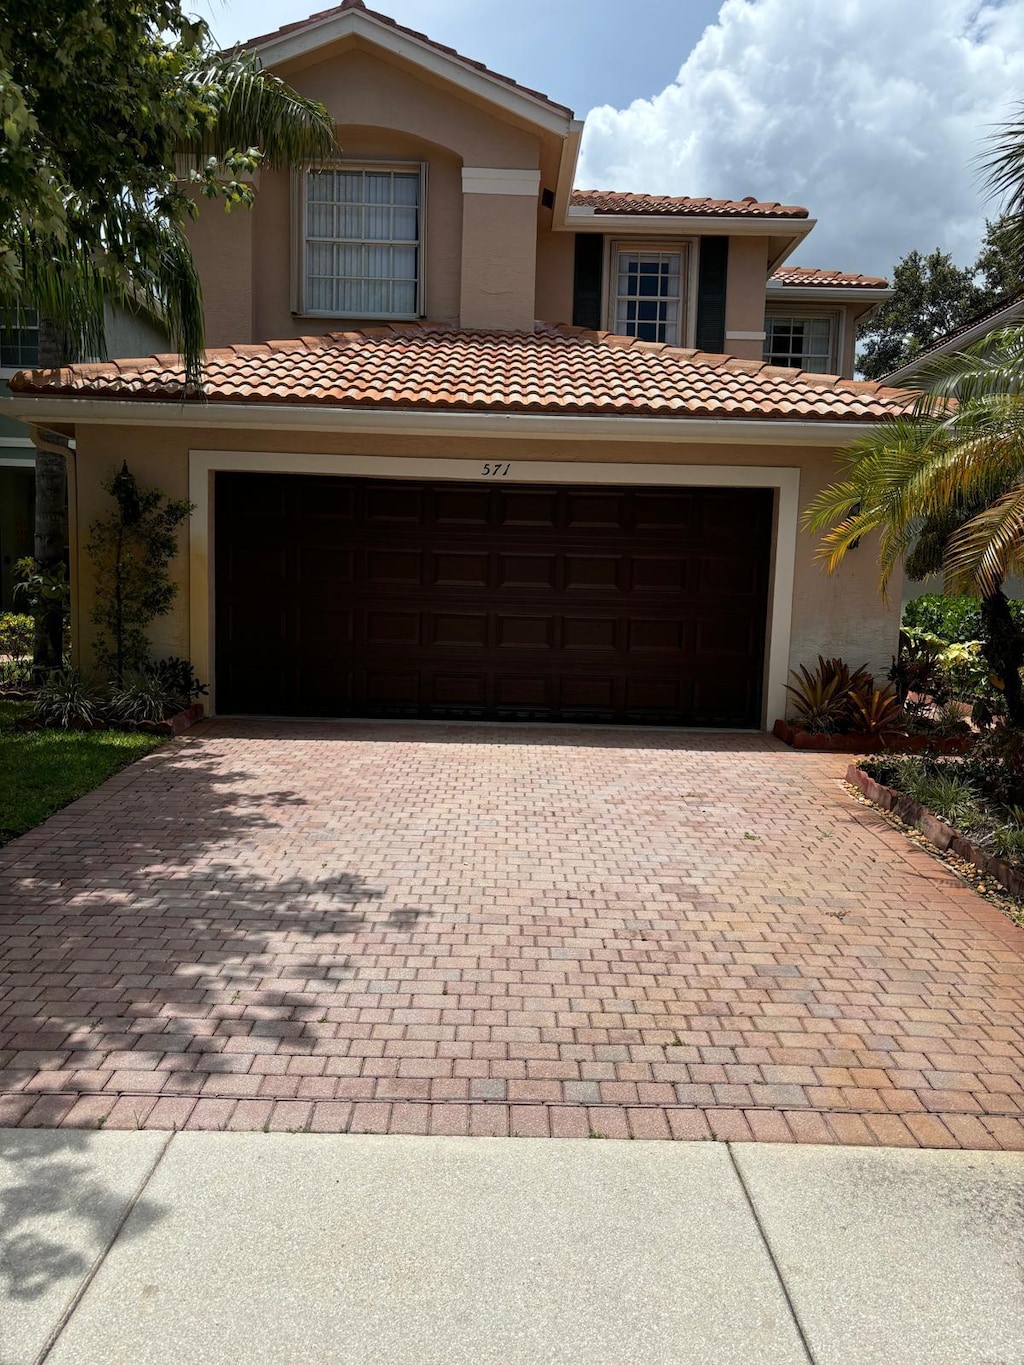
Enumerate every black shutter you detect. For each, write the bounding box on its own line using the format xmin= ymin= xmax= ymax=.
xmin=695 ymin=237 xmax=729 ymax=353
xmin=572 ymin=234 xmax=604 ymax=330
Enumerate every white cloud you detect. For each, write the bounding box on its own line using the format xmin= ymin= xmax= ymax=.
xmin=576 ymin=0 xmax=1024 ymax=276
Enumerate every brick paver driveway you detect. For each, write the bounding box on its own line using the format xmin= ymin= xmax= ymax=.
xmin=2 ymin=721 xmax=1023 ymax=1147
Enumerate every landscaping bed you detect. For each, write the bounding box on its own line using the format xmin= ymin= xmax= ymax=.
xmin=0 ymin=700 xmax=166 ymax=847
xmin=773 ymin=718 xmax=973 ymax=754
xmin=849 ymin=748 xmax=1024 ymax=901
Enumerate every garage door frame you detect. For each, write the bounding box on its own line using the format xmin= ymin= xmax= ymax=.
xmin=189 ymin=450 xmax=799 ymax=727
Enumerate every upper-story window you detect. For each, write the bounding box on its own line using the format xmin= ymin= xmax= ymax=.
xmin=763 ymin=313 xmax=836 ymax=373
xmin=301 ymin=164 xmax=423 ymax=319
xmin=612 ymin=245 xmax=685 ymax=344
xmin=0 ymin=305 xmax=39 ymax=371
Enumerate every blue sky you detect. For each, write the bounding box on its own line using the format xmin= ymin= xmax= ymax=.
xmin=194 ymin=0 xmax=1024 ymax=277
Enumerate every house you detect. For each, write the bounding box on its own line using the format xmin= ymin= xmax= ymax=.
xmin=0 ymin=305 xmax=164 ymax=610
xmin=882 ymin=290 xmax=1024 ymax=387
xmin=2 ymin=0 xmax=910 ymax=728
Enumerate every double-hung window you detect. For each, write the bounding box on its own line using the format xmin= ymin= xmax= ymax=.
xmin=763 ymin=314 xmax=835 ymax=373
xmin=612 ymin=246 xmax=686 ymax=344
xmin=302 ymin=165 xmax=423 ymax=318
xmin=0 ymin=305 xmax=39 ymax=370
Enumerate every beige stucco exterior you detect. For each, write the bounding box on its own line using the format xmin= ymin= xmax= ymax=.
xmin=64 ymin=420 xmax=900 ymax=726
xmin=5 ymin=7 xmax=902 ymax=732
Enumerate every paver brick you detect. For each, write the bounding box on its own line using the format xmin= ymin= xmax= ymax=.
xmin=2 ymin=720 xmax=1023 ymax=1150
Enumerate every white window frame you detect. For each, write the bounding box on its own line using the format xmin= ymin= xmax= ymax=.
xmin=0 ymin=304 xmax=40 ymax=376
xmin=294 ymin=160 xmax=427 ymax=321
xmin=763 ymin=309 xmax=841 ymax=374
xmin=603 ymin=238 xmax=697 ymax=347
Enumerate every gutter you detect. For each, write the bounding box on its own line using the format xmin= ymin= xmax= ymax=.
xmin=0 ymin=395 xmax=880 ymax=447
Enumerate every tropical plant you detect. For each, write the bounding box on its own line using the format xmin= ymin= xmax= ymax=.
xmin=785 ymin=656 xmax=873 ymax=733
xmin=3 ymin=1 xmax=339 ymax=675
xmin=108 ymin=672 xmax=177 ymax=724
xmin=846 ymin=684 xmax=905 ymax=738
xmin=808 ymin=112 xmax=1024 ymax=729
xmin=29 ymin=669 xmax=108 ymax=730
xmin=86 ymin=465 xmax=192 ymax=684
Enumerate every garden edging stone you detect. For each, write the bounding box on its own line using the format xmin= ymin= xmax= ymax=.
xmin=774 ymin=719 xmax=974 ymax=755
xmin=846 ymin=762 xmax=1024 ymax=898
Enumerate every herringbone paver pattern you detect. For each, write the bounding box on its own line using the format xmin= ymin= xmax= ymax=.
xmin=1 ymin=721 xmax=1022 ymax=1147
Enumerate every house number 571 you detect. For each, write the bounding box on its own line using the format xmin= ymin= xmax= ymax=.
xmin=481 ymin=462 xmax=511 ymax=477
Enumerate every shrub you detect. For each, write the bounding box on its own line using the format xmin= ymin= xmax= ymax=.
xmin=0 ymin=612 xmax=34 ymax=658
xmin=30 ymin=670 xmax=108 ymax=730
xmin=145 ymin=656 xmax=206 ymax=710
xmin=903 ymin=594 xmax=1024 ymax=645
xmin=108 ymin=672 xmax=176 ymax=724
xmin=846 ymin=684 xmax=905 ymax=737
xmin=786 ymin=656 xmax=873 ymax=733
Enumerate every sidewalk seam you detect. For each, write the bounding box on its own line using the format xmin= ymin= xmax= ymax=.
xmin=727 ymin=1143 xmax=818 ymax=1365
xmin=33 ymin=1131 xmax=176 ymax=1365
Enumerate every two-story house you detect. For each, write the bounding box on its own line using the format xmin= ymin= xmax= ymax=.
xmin=5 ymin=0 xmax=909 ymax=728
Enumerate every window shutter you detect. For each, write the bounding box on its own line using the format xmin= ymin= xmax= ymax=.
xmin=695 ymin=237 xmax=729 ymax=353
xmin=572 ymin=234 xmax=604 ymax=329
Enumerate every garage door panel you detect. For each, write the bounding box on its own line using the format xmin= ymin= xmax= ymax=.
xmin=565 ymin=555 xmax=620 ymax=590
xmin=433 ymin=488 xmax=490 ymax=524
xmin=432 ymin=551 xmax=489 ymax=588
xmin=215 ymin=473 xmax=771 ymax=726
xmin=431 ymin=613 xmax=488 ymax=647
xmin=366 ymin=611 xmax=420 ymax=646
xmin=498 ymin=553 xmax=556 ymax=588
xmin=499 ymin=491 xmax=558 ymax=526
xmin=366 ymin=549 xmax=423 ymax=585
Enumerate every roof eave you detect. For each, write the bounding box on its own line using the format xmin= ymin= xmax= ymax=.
xmin=883 ymin=298 xmax=1024 ymax=385
xmin=1 ymin=394 xmax=885 ymax=447
xmin=561 ymin=211 xmax=816 ymax=240
xmin=765 ymin=285 xmax=892 ymax=304
xmin=251 ymin=7 xmax=574 ymax=134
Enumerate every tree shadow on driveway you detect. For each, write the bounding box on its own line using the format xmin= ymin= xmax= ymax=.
xmin=0 ymin=728 xmax=436 ymax=1118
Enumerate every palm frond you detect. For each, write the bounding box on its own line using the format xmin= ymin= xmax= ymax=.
xmin=183 ymin=53 xmax=338 ymax=167
xmin=944 ymin=482 xmax=1024 ymax=594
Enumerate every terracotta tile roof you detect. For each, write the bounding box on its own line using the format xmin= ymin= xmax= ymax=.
xmin=770 ymin=266 xmax=889 ymax=289
xmin=244 ymin=0 xmax=572 ymax=117
xmin=10 ymin=323 xmax=913 ymax=423
xmin=570 ymin=190 xmax=809 ymax=220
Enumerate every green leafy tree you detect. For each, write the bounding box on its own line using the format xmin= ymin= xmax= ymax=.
xmin=86 ymin=464 xmax=192 ymax=684
xmin=857 ymin=218 xmax=1024 ymax=382
xmin=1 ymin=1 xmax=339 ymax=674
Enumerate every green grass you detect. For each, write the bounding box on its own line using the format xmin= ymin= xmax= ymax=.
xmin=0 ymin=700 xmax=165 ymax=846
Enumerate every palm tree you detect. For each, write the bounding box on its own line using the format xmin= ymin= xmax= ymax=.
xmin=8 ymin=33 xmax=339 ymax=674
xmin=805 ymin=110 xmax=1024 ymax=727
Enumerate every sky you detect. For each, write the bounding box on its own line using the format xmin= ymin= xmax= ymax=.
xmin=194 ymin=0 xmax=1024 ymax=277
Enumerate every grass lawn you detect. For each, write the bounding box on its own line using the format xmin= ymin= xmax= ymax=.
xmin=0 ymin=700 xmax=165 ymax=846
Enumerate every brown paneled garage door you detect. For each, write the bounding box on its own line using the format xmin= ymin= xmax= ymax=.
xmin=214 ymin=473 xmax=773 ymax=726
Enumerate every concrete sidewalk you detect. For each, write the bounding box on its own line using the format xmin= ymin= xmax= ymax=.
xmin=1 ymin=1133 xmax=1021 ymax=1365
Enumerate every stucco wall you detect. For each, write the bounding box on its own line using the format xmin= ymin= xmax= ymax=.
xmin=534 ymin=229 xmax=575 ymax=326
xmin=725 ymin=238 xmax=771 ymax=359
xmin=69 ymin=422 xmax=900 ymax=712
xmin=183 ymin=45 xmax=544 ymax=342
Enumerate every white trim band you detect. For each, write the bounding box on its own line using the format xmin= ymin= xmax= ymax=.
xmin=726 ymin=330 xmax=767 ymax=341
xmin=461 ymin=168 xmax=541 ymax=196
xmin=0 ymin=397 xmax=877 ymax=447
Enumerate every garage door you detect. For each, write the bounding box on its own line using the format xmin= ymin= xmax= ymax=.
xmin=214 ymin=473 xmax=773 ymax=726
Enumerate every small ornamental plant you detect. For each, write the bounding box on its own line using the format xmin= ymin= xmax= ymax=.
xmin=86 ymin=463 xmax=193 ymax=685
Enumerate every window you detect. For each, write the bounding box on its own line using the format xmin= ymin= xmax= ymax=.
xmin=612 ymin=248 xmax=684 ymax=343
xmin=302 ymin=165 xmax=422 ymax=318
xmin=0 ymin=305 xmax=39 ymax=370
xmin=763 ymin=314 xmax=835 ymax=373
